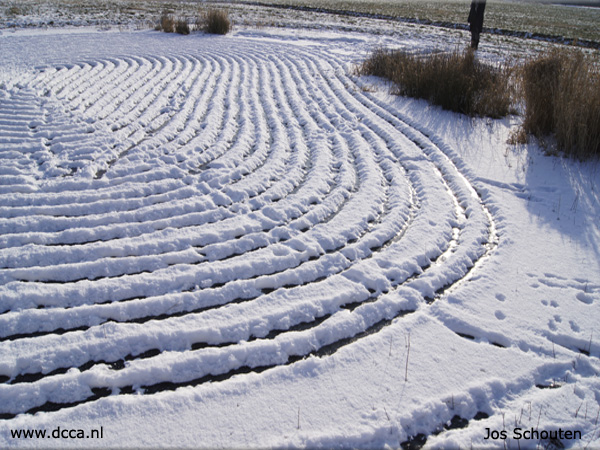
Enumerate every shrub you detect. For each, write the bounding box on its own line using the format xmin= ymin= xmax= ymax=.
xmin=157 ymin=13 xmax=174 ymax=33
xmin=175 ymin=19 xmax=190 ymax=35
xmin=203 ymin=9 xmax=231 ymax=35
xmin=520 ymin=49 xmax=600 ymax=159
xmin=7 ymin=5 xmax=32 ymax=16
xmin=359 ymin=48 xmax=512 ymax=118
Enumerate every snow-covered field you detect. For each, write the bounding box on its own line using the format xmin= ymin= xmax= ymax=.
xmin=1 ymin=5 xmax=599 ymax=449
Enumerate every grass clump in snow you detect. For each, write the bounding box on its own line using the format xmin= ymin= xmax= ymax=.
xmin=6 ymin=6 xmax=23 ymax=16
xmin=359 ymin=48 xmax=513 ymax=118
xmin=175 ymin=19 xmax=190 ymax=35
xmin=199 ymin=9 xmax=231 ymax=35
xmin=519 ymin=48 xmax=600 ymax=160
xmin=155 ymin=13 xmax=189 ymax=35
xmin=156 ymin=13 xmax=175 ymax=33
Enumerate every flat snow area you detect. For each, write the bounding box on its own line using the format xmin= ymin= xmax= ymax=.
xmin=0 ymin=19 xmax=599 ymax=449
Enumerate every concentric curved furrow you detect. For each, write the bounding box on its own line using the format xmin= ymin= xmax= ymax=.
xmin=0 ymin=38 xmax=497 ymax=419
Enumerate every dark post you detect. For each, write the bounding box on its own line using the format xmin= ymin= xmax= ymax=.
xmin=468 ymin=0 xmax=486 ymax=50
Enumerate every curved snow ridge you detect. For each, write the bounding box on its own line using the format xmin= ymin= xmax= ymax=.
xmin=0 ymin=38 xmax=497 ymax=418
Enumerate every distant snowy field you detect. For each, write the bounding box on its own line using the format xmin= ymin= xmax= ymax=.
xmin=1 ymin=7 xmax=599 ymax=449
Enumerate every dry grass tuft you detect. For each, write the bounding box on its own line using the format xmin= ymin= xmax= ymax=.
xmin=520 ymin=49 xmax=600 ymax=159
xmin=156 ymin=13 xmax=174 ymax=33
xmin=175 ymin=19 xmax=190 ymax=35
xmin=359 ymin=48 xmax=513 ymax=118
xmin=200 ymin=9 xmax=231 ymax=35
xmin=360 ymin=46 xmax=599 ymax=159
